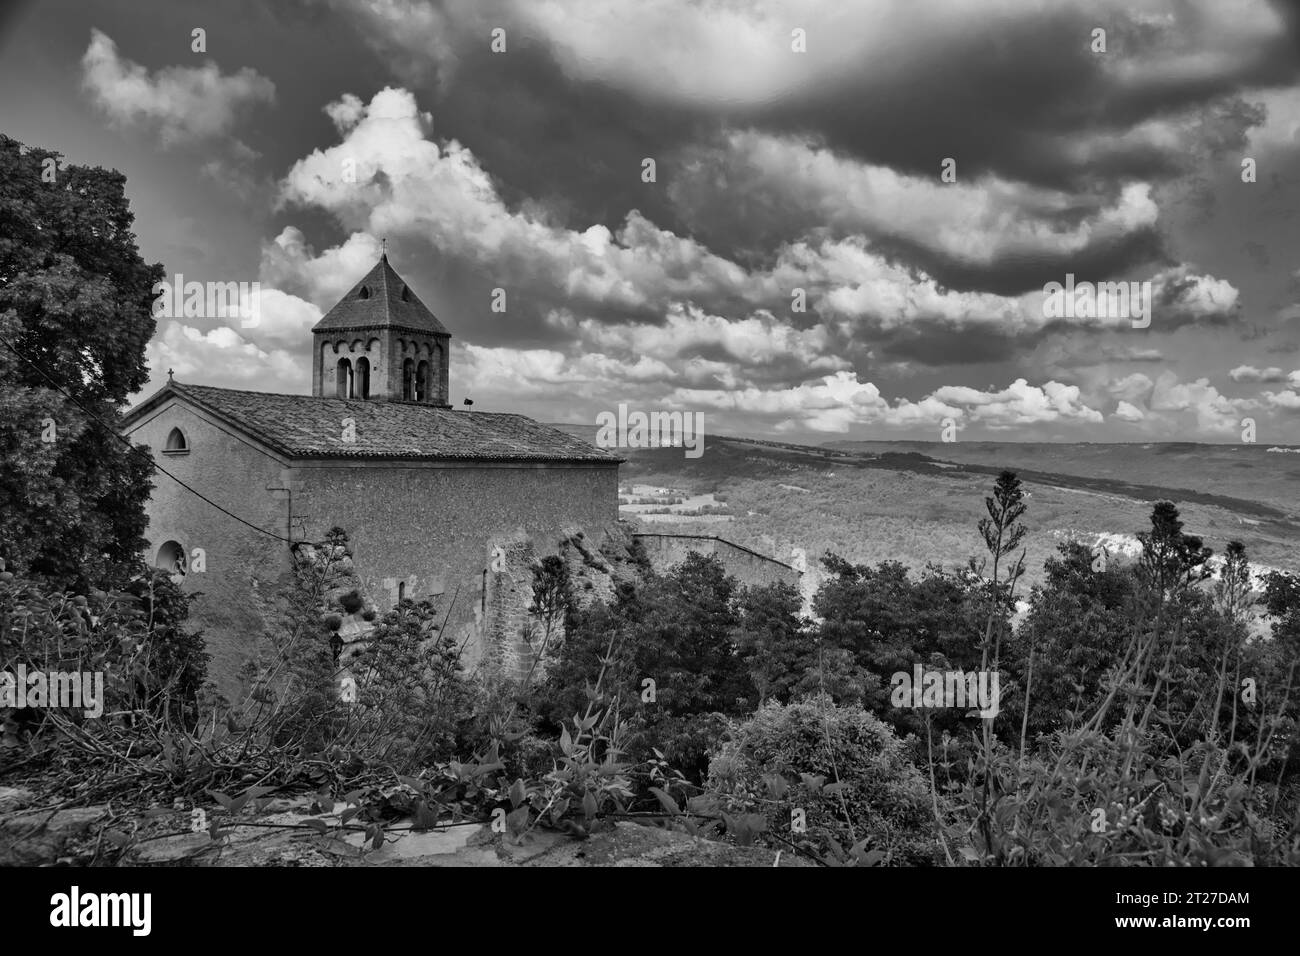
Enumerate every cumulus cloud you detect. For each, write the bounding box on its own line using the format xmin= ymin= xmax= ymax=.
xmin=1229 ymin=364 xmax=1288 ymax=382
xmin=80 ymin=29 xmax=274 ymax=147
xmin=144 ymin=320 xmax=304 ymax=396
xmin=277 ymin=89 xmax=761 ymax=325
xmin=1263 ymin=389 xmax=1300 ymax=410
xmin=572 ymin=306 xmax=845 ymax=377
xmin=670 ymin=130 xmax=1161 ymax=285
xmin=1150 ymin=265 xmax=1240 ymax=325
xmin=1149 ymin=371 xmax=1255 ymax=433
xmin=334 ymin=0 xmax=1300 ymax=199
xmin=269 ymin=84 xmax=1245 ymax=395
xmin=1114 ymin=400 xmax=1146 ymax=422
xmin=673 ymin=373 xmax=1103 ymax=434
xmin=260 ymin=228 xmax=384 ymax=308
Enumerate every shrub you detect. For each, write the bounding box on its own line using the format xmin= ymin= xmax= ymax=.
xmin=705 ymin=696 xmax=941 ymax=864
xmin=324 ymin=614 xmax=343 ymax=632
xmin=339 ymin=590 xmax=364 ymax=614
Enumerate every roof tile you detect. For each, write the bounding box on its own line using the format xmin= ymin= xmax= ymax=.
xmin=311 ymin=255 xmax=450 ymax=335
xmin=150 ymin=383 xmax=621 ymax=463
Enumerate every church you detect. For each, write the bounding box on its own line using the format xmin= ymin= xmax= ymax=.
xmin=123 ymin=254 xmax=623 ymax=696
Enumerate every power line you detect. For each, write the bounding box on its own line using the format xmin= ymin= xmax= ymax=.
xmin=0 ymin=330 xmax=309 ymax=546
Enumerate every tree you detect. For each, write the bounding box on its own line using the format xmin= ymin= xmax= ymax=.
xmin=536 ymin=553 xmax=758 ymax=781
xmin=1214 ymin=540 xmax=1253 ymax=622
xmin=1008 ymin=540 xmax=1140 ymax=736
xmin=733 ymin=580 xmax=813 ymax=703
xmin=1137 ymin=500 xmax=1212 ymax=601
xmin=811 ymin=554 xmax=989 ymax=738
xmin=0 ymin=135 xmax=162 ymax=589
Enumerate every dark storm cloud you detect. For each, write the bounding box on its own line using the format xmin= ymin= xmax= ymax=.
xmin=428 ymin=39 xmax=706 ymax=239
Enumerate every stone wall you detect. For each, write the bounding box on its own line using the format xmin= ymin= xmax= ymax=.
xmin=123 ymin=398 xmax=295 ymax=698
xmin=632 ymin=533 xmax=801 ymax=590
xmin=293 ymin=458 xmax=620 ymax=676
xmin=480 ymin=523 xmax=642 ymax=683
xmin=126 ymin=395 xmax=621 ymax=699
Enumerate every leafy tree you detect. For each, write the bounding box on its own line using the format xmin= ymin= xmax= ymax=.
xmin=124 ymin=568 xmax=212 ymax=727
xmin=1007 ymin=540 xmax=1138 ymax=737
xmin=733 ymin=580 xmax=810 ymax=703
xmin=812 ymin=555 xmax=991 ymax=735
xmin=0 ymin=135 xmax=162 ymax=589
xmin=536 ymin=553 xmax=759 ymax=781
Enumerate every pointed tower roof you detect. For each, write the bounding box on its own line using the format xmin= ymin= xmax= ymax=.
xmin=311 ymin=254 xmax=450 ymax=335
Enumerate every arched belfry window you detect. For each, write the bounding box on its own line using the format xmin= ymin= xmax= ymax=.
xmin=337 ymin=358 xmax=353 ymax=398
xmin=355 ymin=357 xmax=370 ymax=400
xmin=402 ymin=358 xmax=415 ymax=400
xmin=415 ymin=361 xmax=429 ymax=402
xmin=163 ymin=427 xmax=189 ymax=454
xmin=156 ymin=540 xmax=187 ymax=577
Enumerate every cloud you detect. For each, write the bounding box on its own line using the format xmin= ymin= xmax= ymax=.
xmin=1245 ymin=87 xmax=1300 ymax=154
xmin=1263 ymin=389 xmax=1300 ymax=410
xmin=670 ymin=130 xmax=1162 ymax=291
xmin=277 ymin=88 xmax=760 ymax=326
xmin=926 ymin=379 xmax=1104 ymax=429
xmin=507 ymin=0 xmax=1293 ymax=120
xmin=672 ymin=372 xmax=1103 ymax=434
xmin=315 ymin=0 xmax=482 ymax=85
xmin=144 ymin=320 xmax=304 ymax=396
xmin=1149 ymin=371 xmax=1255 ymax=433
xmin=1229 ymin=364 xmax=1288 ymax=382
xmin=80 ymin=29 xmax=274 ymax=147
xmin=1104 ymin=346 xmax=1165 ymax=362
xmin=571 ymin=305 xmax=846 ymax=378
xmin=260 ymin=228 xmax=384 ymax=308
xmin=1114 ymin=400 xmax=1146 ymax=422
xmin=1150 ymin=265 xmax=1240 ymax=325
xmin=1107 ymin=372 xmax=1156 ymax=405
xmin=271 ymin=85 xmax=1244 ymax=385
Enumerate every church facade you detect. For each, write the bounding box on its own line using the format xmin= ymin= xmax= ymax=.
xmin=123 ymin=255 xmax=622 ymax=696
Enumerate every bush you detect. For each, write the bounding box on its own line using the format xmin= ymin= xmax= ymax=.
xmin=323 ymin=614 xmax=343 ymax=632
xmin=339 ymin=590 xmax=364 ymax=614
xmin=705 ymin=696 xmax=941 ymax=864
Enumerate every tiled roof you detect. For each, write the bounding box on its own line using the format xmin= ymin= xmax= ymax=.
xmin=311 ymin=254 xmax=450 ymax=336
xmin=130 ymin=383 xmax=622 ymax=464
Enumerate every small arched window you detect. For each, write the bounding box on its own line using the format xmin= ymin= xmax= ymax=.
xmin=397 ymin=581 xmax=406 ymax=602
xmin=355 ymin=357 xmax=370 ymax=400
xmin=402 ymin=358 xmax=415 ymax=400
xmin=337 ymin=358 xmax=353 ymax=399
xmin=401 ymin=285 xmax=411 ymax=302
xmin=156 ymin=540 xmax=187 ymax=577
xmin=163 ymin=427 xmax=189 ymax=455
xmin=358 ymin=286 xmax=370 ymax=300
xmin=415 ymin=361 xmax=429 ymax=402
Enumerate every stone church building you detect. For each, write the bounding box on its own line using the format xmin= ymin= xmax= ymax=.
xmin=123 ymin=254 xmax=623 ymax=697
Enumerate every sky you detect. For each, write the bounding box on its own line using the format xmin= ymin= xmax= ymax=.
xmin=1 ymin=0 xmax=1299 ymax=443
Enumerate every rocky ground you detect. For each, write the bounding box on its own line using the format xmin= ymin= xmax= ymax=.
xmin=0 ymin=785 xmax=805 ymax=867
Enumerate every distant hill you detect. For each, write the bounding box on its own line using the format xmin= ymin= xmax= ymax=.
xmin=548 ymin=425 xmax=1300 ymax=588
xmin=824 ymin=440 xmax=1300 ymax=515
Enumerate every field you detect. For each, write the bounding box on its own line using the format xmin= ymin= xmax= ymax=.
xmin=555 ymin=427 xmax=1300 ymax=592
